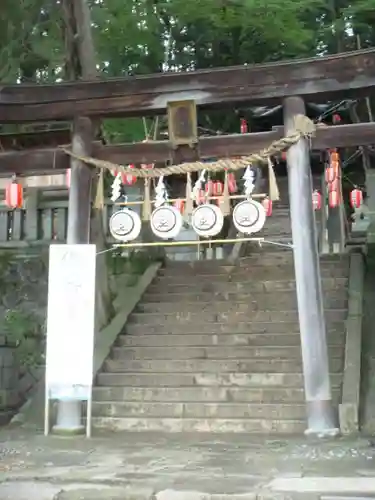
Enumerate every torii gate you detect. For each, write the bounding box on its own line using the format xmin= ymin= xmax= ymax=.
xmin=0 ymin=48 xmax=375 ymax=435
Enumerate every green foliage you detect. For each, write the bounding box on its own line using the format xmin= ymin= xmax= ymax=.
xmin=102 ymin=118 xmax=147 ymax=144
xmin=0 ymin=252 xmax=13 ymax=275
xmin=0 ymin=0 xmax=64 ymax=82
xmin=1 ymin=0 xmax=374 ymax=138
xmin=0 ymin=252 xmax=45 ymax=368
xmin=0 ymin=309 xmax=45 ymax=368
xmin=108 ymin=247 xmax=158 ymax=277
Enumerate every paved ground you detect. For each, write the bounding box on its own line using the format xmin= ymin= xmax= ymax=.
xmin=1 ymin=428 xmax=375 ymax=499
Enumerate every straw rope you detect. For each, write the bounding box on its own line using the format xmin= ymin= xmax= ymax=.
xmin=61 ymin=114 xmax=322 ymax=179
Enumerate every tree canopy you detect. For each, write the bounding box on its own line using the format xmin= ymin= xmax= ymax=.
xmin=0 ymin=0 xmax=374 ymax=140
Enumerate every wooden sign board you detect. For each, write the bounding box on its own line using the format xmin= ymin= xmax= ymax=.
xmin=45 ymin=244 xmax=96 ymax=437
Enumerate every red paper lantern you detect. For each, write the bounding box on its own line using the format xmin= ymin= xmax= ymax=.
xmin=327 ymin=177 xmax=340 ymax=193
xmin=205 ymin=180 xmax=214 ymax=196
xmin=329 ymin=150 xmax=340 ymax=166
xmin=262 ymin=197 xmax=272 ymax=216
xmin=227 ymin=173 xmax=237 ymax=194
xmin=240 ymin=119 xmax=248 ymax=134
xmin=174 ymin=199 xmax=185 ymax=214
xmin=325 ymin=165 xmax=338 ymax=183
xmin=66 ymin=169 xmax=71 ymax=188
xmin=328 ymin=190 xmax=340 ymax=208
xmin=312 ymin=190 xmax=322 ymax=211
xmin=123 ymin=164 xmax=137 ymax=186
xmin=350 ymin=188 xmax=363 ymax=209
xmin=5 ymin=181 xmax=23 ymax=209
xmin=213 ymin=181 xmax=223 ymax=196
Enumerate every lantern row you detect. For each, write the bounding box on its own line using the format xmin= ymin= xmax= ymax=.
xmin=312 ymin=188 xmax=363 ymax=210
xmin=324 ymin=149 xmax=341 ymax=208
xmin=109 ymin=197 xmax=269 ymax=243
xmin=2 ymin=176 xmax=363 ymax=213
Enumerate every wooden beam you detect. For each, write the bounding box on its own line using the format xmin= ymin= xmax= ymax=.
xmin=0 ymin=122 xmax=373 ymax=175
xmin=0 ymin=50 xmax=374 ymax=123
xmin=102 ymin=122 xmax=375 ymax=165
xmin=0 ymin=128 xmax=71 ymax=150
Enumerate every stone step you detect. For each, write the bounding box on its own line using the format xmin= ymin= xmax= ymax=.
xmin=128 ymin=309 xmax=347 ymax=325
xmin=93 ymin=385 xmax=341 ymax=403
xmin=246 ymin=231 xmax=293 ymax=240
xmin=91 ymin=416 xmax=306 ymax=433
xmin=259 ymin=220 xmax=291 ymax=228
xmin=136 ymin=297 xmax=347 ymax=314
xmin=124 ymin=321 xmax=346 ymax=335
xmin=155 ymin=266 xmax=346 ymax=282
xmin=142 ymin=289 xmax=347 ymax=304
xmin=96 ymin=371 xmax=343 ymax=388
xmin=92 ymin=401 xmax=309 ymax=419
xmin=240 ymin=253 xmax=346 ymax=263
xmin=111 ymin=344 xmax=344 ymax=360
xmin=162 ymin=256 xmax=349 ymax=274
xmin=258 ymin=231 xmax=292 ymax=239
xmin=146 ymin=278 xmax=348 ymax=294
xmin=103 ymin=357 xmax=344 ymax=373
xmin=243 ymin=243 xmax=297 ymax=254
xmin=117 ymin=331 xmax=345 ymax=347
xmin=165 ymin=253 xmax=347 ymax=267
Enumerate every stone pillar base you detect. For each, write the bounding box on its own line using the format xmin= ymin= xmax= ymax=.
xmin=304 ymin=400 xmax=340 ymax=438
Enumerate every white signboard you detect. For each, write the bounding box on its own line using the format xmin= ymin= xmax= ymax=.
xmin=45 ymin=244 xmax=96 ymax=401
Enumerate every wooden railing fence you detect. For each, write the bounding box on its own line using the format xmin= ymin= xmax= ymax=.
xmin=0 ymin=197 xmax=120 ymax=248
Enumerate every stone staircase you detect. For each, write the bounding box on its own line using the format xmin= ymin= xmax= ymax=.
xmin=92 ymin=246 xmax=349 ymax=433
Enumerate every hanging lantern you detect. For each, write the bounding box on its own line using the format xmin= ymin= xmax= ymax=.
xmin=213 ymin=181 xmax=224 ymax=196
xmin=325 ymin=164 xmax=338 ymax=183
xmin=328 ymin=190 xmax=340 ymax=208
xmin=123 ymin=164 xmax=137 ymax=186
xmin=66 ymin=169 xmax=71 ymax=188
xmin=240 ymin=119 xmax=248 ymax=134
xmin=5 ymin=180 xmax=23 ymax=209
xmin=205 ymin=180 xmax=214 ymax=196
xmin=227 ymin=173 xmax=237 ymax=194
xmin=262 ymin=197 xmax=272 ymax=216
xmin=329 ymin=149 xmax=340 ymax=166
xmin=327 ymin=177 xmax=340 ymax=193
xmin=350 ymin=188 xmax=363 ymax=209
xmin=312 ymin=190 xmax=322 ymax=211
xmin=174 ymin=198 xmax=185 ymax=214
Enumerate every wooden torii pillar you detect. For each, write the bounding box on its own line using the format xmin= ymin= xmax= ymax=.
xmin=53 ymin=117 xmax=93 ymax=434
xmin=53 ymin=0 xmax=95 ymax=434
xmin=284 ymin=96 xmax=339 ymax=436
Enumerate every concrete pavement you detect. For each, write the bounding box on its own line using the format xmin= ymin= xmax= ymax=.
xmin=0 ymin=429 xmax=375 ymax=499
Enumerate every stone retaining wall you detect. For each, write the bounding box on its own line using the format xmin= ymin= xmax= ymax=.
xmin=0 ymin=252 xmax=48 ymax=424
xmin=0 ymin=335 xmax=19 ymax=424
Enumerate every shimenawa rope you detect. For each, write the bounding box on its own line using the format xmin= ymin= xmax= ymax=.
xmin=61 ymin=115 xmax=322 ymax=206
xmin=61 ymin=115 xmax=320 ymax=178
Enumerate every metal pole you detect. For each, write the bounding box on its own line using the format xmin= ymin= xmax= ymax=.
xmin=53 ymin=117 xmax=93 ymax=434
xmin=284 ymin=96 xmax=339 ymax=436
